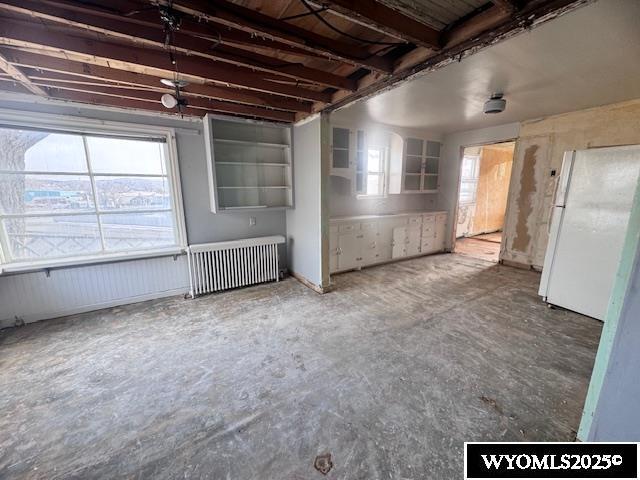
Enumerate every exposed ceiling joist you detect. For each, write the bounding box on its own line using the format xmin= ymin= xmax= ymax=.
xmin=46 ymin=88 xmax=206 ymax=116
xmin=312 ymin=0 xmax=441 ymax=50
xmin=492 ymin=0 xmax=518 ymax=13
xmin=154 ymin=0 xmax=394 ymax=73
xmin=0 ymin=0 xmax=356 ymax=91
xmin=2 ymin=49 xmax=313 ymax=113
xmin=46 ymin=0 xmax=330 ymax=61
xmin=0 ymin=19 xmax=332 ymax=103
xmin=441 ymin=5 xmax=512 ymax=47
xmin=0 ymin=50 xmax=46 ymax=96
xmin=33 ymin=82 xmax=296 ymax=122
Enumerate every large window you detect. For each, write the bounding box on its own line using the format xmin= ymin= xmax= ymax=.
xmin=0 ymin=121 xmax=184 ymax=268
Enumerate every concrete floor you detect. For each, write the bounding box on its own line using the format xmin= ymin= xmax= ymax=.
xmin=0 ymin=254 xmax=601 ymax=479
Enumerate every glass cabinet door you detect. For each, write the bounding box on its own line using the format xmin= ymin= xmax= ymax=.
xmin=331 ymin=127 xmax=350 ymax=170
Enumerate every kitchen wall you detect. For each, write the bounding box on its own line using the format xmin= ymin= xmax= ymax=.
xmin=439 ymin=123 xmax=521 ymax=249
xmin=501 ymin=99 xmax=640 ymax=269
xmin=328 ymin=108 xmax=442 ymax=218
xmin=0 ymin=94 xmax=287 ymax=326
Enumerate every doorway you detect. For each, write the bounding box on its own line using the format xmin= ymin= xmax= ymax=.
xmin=455 ymin=141 xmax=515 ymax=262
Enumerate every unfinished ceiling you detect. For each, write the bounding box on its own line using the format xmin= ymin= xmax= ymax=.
xmin=0 ymin=0 xmax=592 ymax=123
xmin=333 ymin=0 xmax=640 ymax=133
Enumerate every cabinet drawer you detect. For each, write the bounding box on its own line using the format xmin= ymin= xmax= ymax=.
xmin=360 ymin=220 xmax=378 ymax=233
xmin=330 ymin=225 xmax=339 ymax=234
xmin=436 ymin=213 xmax=447 ymax=223
xmin=338 ymin=222 xmax=359 ymax=233
xmin=408 ymin=215 xmax=422 ymax=226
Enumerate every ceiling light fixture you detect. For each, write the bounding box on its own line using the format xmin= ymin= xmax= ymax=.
xmin=160 ymin=78 xmax=189 ymax=112
xmin=484 ymin=93 xmax=507 ymax=114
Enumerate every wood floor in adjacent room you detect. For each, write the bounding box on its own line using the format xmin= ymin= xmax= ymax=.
xmin=0 ymin=254 xmax=601 ymax=479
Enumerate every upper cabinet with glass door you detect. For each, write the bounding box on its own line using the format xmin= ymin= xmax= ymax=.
xmin=395 ymin=137 xmax=441 ymax=194
xmin=330 ymin=127 xmax=351 ymax=179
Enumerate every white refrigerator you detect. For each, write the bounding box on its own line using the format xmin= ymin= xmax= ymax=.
xmin=539 ymin=145 xmax=640 ymax=321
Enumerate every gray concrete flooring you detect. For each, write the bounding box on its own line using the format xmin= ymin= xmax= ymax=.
xmin=0 ymin=253 xmax=602 ymax=479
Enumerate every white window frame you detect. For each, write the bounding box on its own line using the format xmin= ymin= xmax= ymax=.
xmin=0 ymin=108 xmax=187 ymax=274
xmin=357 ymin=144 xmax=389 ymax=200
xmin=459 ymin=153 xmax=480 ymax=206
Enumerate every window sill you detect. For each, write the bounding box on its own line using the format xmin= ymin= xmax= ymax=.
xmin=0 ymin=247 xmax=186 ymax=275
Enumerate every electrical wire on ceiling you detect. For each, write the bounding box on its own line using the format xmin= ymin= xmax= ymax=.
xmin=297 ymin=0 xmax=405 ymax=46
xmin=281 ymin=6 xmax=329 ymax=21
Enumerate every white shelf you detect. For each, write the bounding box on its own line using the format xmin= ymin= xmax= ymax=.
xmin=216 ymin=162 xmax=289 ymax=167
xmin=223 ymin=205 xmax=268 ymax=210
xmin=218 ymin=186 xmax=290 ymax=189
xmin=214 ymin=138 xmax=290 ymax=149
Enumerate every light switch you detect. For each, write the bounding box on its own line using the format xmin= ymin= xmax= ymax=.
xmin=249 ymin=217 xmax=256 ymax=226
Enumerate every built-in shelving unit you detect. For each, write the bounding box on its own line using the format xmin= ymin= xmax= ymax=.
xmin=204 ymin=115 xmax=293 ymax=212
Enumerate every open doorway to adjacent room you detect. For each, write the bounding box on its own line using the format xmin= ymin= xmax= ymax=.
xmin=455 ymin=141 xmax=516 ymax=262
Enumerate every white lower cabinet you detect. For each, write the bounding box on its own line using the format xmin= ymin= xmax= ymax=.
xmin=330 ymin=211 xmax=448 ymax=274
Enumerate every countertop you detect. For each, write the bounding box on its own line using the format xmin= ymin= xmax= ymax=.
xmin=330 ymin=211 xmax=448 ymax=222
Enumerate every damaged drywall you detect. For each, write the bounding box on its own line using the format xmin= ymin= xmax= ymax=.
xmin=511 ymin=145 xmax=538 ymax=253
xmin=501 ymin=99 xmax=640 ymax=269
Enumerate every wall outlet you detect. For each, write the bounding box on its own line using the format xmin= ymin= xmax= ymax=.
xmin=249 ymin=216 xmax=256 ymax=226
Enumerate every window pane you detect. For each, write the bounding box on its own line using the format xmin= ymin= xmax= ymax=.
xmin=332 ymin=128 xmax=349 ymax=149
xmin=426 ymin=141 xmax=440 ymax=157
xmin=356 ymin=172 xmax=364 ymax=193
xmin=424 ymin=176 xmax=438 ymax=190
xmin=101 ymin=212 xmax=175 ymax=251
xmin=94 ymin=176 xmax=171 ymax=211
xmin=460 ymin=180 xmax=477 ymax=204
xmin=405 ymin=175 xmax=421 ymax=191
xmin=86 ymin=137 xmax=166 ymax=175
xmin=0 ymin=128 xmax=87 ymax=173
xmin=406 ymin=138 xmax=423 ymax=156
xmin=367 ymin=174 xmax=382 ymax=196
xmin=367 ymin=149 xmax=381 ymax=173
xmin=405 ymin=156 xmax=422 ymax=174
xmin=0 ymin=174 xmax=94 ymax=215
xmin=3 ymin=215 xmax=101 ymax=260
xmin=332 ymin=148 xmax=349 ymax=169
xmin=425 ymin=158 xmax=439 ymax=174
xmin=461 ymin=155 xmax=479 ymax=179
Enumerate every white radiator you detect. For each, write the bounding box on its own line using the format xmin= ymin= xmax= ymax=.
xmin=187 ymin=235 xmax=285 ymax=297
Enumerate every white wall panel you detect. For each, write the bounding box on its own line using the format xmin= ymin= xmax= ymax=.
xmin=0 ymin=255 xmax=188 ymax=328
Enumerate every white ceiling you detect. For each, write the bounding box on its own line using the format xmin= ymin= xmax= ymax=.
xmin=332 ymin=0 xmax=640 ymax=134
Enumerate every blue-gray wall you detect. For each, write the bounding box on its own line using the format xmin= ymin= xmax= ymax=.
xmin=0 ymin=96 xmax=287 ymax=326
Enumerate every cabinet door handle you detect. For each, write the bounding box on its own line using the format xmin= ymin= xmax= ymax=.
xmin=356 ymin=234 xmax=364 ymax=238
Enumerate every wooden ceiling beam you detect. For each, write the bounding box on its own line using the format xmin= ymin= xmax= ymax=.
xmin=0 ymin=0 xmax=355 ymax=91
xmin=2 ymin=50 xmax=313 ymax=113
xmin=30 ymin=82 xmax=296 ymax=122
xmin=441 ymin=5 xmax=512 ymax=48
xmin=0 ymin=19 xmax=332 ymax=103
xmin=492 ymin=0 xmax=519 ymax=13
xmin=0 ymin=50 xmax=47 ymax=96
xmin=313 ymin=0 xmax=441 ymax=49
xmin=41 ymin=0 xmax=330 ymax=61
xmin=155 ymin=0 xmax=394 ymax=73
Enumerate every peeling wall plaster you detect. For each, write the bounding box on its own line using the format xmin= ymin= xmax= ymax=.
xmin=501 ymin=99 xmax=640 ymax=269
